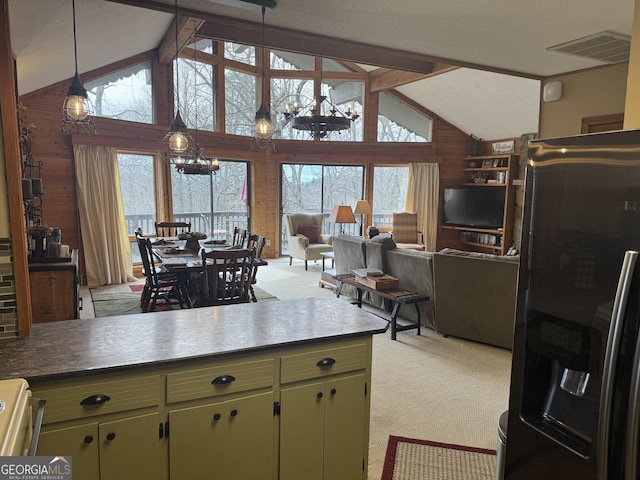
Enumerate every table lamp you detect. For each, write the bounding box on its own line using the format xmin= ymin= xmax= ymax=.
xmin=353 ymin=200 xmax=371 ymax=236
xmin=329 ymin=205 xmax=356 ymax=234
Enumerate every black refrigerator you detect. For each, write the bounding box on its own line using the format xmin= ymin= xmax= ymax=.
xmin=505 ymin=129 xmax=640 ymax=479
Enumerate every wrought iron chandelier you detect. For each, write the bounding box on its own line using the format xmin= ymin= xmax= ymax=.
xmin=283 ymin=76 xmax=359 ymax=140
xmin=61 ymin=0 xmax=96 ymax=135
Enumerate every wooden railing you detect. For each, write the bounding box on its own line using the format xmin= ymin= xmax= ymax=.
xmin=126 ymin=212 xmax=248 ymax=240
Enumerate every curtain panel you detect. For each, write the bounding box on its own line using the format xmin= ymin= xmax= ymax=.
xmin=406 ymin=163 xmax=439 ymax=252
xmin=74 ymin=145 xmax=135 ymax=287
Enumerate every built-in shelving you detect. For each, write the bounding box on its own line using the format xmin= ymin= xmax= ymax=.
xmin=441 ymin=154 xmax=517 ymax=255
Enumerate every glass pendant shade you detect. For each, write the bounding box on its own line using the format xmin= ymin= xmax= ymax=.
xmin=254 ymin=102 xmax=273 ymax=140
xmin=165 ymin=110 xmax=190 ymax=153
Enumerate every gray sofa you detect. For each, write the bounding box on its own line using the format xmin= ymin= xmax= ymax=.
xmin=332 ymin=234 xmax=435 ymax=328
xmin=433 ymin=248 xmax=519 ymax=349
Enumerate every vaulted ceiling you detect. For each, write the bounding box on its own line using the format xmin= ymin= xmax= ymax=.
xmin=8 ymin=0 xmax=635 ymax=140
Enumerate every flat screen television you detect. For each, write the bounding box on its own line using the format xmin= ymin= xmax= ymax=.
xmin=443 ymin=188 xmax=505 ymax=229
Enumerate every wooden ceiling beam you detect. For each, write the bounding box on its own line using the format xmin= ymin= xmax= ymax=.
xmin=158 ymin=15 xmax=204 ymax=65
xmin=369 ymin=64 xmax=461 ymax=92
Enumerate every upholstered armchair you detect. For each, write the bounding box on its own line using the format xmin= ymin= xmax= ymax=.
xmin=285 ymin=213 xmax=333 ymax=270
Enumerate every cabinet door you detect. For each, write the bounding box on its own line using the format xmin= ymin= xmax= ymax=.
xmin=324 ymin=374 xmax=366 ymax=480
xmin=38 ymin=423 xmax=100 ymax=480
xmin=280 ymin=381 xmax=325 ymax=480
xmin=280 ymin=374 xmax=366 ymax=480
xmin=169 ymin=391 xmax=275 ymax=480
xmin=99 ymin=412 xmax=166 ymax=480
xmin=225 ymin=391 xmax=275 ymax=480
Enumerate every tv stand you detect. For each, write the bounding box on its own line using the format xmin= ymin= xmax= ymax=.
xmin=442 ymin=154 xmax=517 ymax=255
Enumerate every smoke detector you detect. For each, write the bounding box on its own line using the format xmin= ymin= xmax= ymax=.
xmin=547 ymin=30 xmax=631 ymax=64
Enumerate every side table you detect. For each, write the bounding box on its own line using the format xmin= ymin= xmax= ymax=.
xmin=318 ymin=251 xmax=337 ymax=291
xmin=336 ymin=274 xmax=429 ymax=340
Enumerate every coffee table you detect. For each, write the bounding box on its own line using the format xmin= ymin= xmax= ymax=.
xmin=336 ymin=274 xmax=429 ymax=340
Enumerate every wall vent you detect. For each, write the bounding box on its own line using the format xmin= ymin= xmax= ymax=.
xmin=547 ymin=30 xmax=631 ymax=63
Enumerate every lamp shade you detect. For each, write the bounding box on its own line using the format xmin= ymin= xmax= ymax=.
xmin=353 ymin=200 xmax=371 ymax=216
xmin=329 ymin=205 xmax=356 ymax=224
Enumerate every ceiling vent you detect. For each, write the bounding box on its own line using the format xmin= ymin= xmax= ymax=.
xmin=547 ymin=31 xmax=631 ymax=63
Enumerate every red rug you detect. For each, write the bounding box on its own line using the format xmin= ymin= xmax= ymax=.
xmin=381 ymin=435 xmax=496 ymax=480
xmin=129 ymin=284 xmax=145 ymax=292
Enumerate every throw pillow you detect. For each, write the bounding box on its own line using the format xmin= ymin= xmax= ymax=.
xmin=296 ymin=225 xmax=318 ymax=244
xmin=370 ymin=234 xmax=396 ymax=250
xmin=296 ymin=233 xmax=310 ymax=247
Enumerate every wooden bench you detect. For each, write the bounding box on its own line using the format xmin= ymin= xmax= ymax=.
xmin=336 ymin=274 xmax=429 ymax=340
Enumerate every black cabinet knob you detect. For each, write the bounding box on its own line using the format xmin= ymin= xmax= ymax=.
xmin=83 ymin=435 xmax=93 ymax=444
xmin=106 ymin=432 xmax=116 ymax=441
xmin=317 ymin=392 xmax=323 ymax=399
xmin=213 ymin=413 xmax=221 ymax=421
xmin=331 ymin=388 xmax=337 ymax=396
xmin=230 ymin=409 xmax=238 ymax=417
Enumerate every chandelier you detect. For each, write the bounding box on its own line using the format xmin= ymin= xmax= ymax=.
xmin=173 ymin=146 xmax=219 ymax=175
xmin=61 ymin=0 xmax=96 ymax=135
xmin=283 ymin=88 xmax=359 ymax=140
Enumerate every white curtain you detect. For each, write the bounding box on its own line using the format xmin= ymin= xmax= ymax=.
xmin=406 ymin=163 xmax=439 ymax=252
xmin=74 ymin=145 xmax=135 ymax=287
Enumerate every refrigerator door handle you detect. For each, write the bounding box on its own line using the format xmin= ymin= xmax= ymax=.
xmin=598 ymin=250 xmax=638 ymax=480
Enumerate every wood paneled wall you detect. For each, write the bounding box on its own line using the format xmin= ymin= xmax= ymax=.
xmin=19 ymin=54 xmax=474 ymax=282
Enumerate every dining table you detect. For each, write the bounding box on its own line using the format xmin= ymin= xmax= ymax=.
xmin=150 ymin=237 xmax=268 ymax=304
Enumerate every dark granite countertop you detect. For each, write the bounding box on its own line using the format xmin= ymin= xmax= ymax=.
xmin=0 ymin=297 xmax=388 ymax=381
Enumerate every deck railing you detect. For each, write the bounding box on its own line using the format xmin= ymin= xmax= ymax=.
xmin=126 ymin=212 xmax=248 ymax=240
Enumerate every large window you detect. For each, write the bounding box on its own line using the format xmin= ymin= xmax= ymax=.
xmin=176 ymin=41 xmax=216 ymax=131
xmin=171 ymin=160 xmax=249 ymax=243
xmin=372 ymin=166 xmax=410 ymax=226
xmin=225 ymin=69 xmax=257 ymax=136
xmin=118 ymin=153 xmax=156 ymax=234
xmin=280 ymin=164 xmax=364 ymax=253
xmin=86 ymin=61 xmax=153 ymax=123
xmin=378 ymin=92 xmax=430 ymax=142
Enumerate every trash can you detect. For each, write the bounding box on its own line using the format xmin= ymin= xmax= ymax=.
xmin=496 ymin=410 xmax=508 ymax=480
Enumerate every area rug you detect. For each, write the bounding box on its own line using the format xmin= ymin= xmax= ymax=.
xmin=381 ymin=436 xmax=496 ymax=480
xmin=91 ymin=284 xmax=277 ymax=318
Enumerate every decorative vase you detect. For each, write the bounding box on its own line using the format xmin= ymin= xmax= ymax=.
xmin=185 ymin=237 xmax=201 ymax=253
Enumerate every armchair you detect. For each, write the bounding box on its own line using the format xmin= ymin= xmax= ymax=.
xmin=391 ymin=212 xmax=424 ymax=251
xmin=285 ymin=213 xmax=333 ymax=270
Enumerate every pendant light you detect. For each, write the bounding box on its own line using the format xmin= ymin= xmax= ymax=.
xmin=174 ymin=24 xmax=220 ymax=176
xmin=61 ymin=0 xmax=96 ymax=135
xmin=160 ymin=0 xmax=192 ymax=154
xmin=251 ymin=5 xmax=274 ymax=151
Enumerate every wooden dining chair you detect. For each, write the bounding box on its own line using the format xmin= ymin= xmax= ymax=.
xmin=155 ymin=221 xmax=191 ymax=238
xmin=246 ymin=234 xmax=266 ymax=302
xmin=137 ymin=236 xmax=191 ymax=312
xmin=231 ymin=226 xmax=247 ymax=248
xmin=199 ymin=248 xmax=254 ymax=306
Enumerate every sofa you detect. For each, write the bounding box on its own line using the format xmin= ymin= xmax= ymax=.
xmin=433 ymin=248 xmax=519 ymax=349
xmin=332 ymin=234 xmax=435 ymax=329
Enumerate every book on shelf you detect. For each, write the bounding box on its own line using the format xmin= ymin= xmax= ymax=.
xmin=352 ymin=268 xmax=384 ymax=278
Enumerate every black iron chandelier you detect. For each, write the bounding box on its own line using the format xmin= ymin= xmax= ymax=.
xmin=283 ymin=89 xmax=359 ymax=140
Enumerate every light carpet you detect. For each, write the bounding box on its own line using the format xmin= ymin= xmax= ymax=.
xmin=382 ymin=435 xmax=496 ymax=480
xmin=91 ymin=284 xmax=277 ymax=317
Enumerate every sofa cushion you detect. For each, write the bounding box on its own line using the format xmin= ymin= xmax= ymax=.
xmin=296 ymin=225 xmax=318 ymax=244
xmin=365 ymin=235 xmax=396 ymax=273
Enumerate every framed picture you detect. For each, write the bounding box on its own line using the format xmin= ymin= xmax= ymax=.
xmin=482 ymin=159 xmax=493 ymax=168
xmin=491 ymin=140 xmax=515 ymax=154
